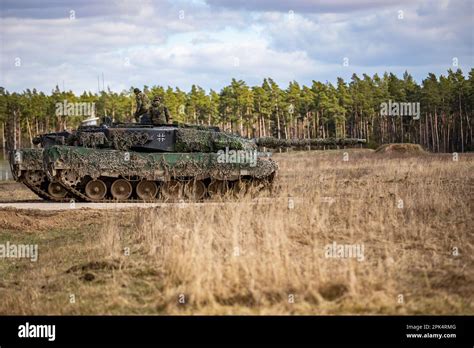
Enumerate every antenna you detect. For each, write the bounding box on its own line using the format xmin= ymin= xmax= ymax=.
xmin=102 ymin=72 xmax=107 ymax=117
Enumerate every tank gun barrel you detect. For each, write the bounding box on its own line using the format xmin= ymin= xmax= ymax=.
xmin=254 ymin=137 xmax=366 ymax=148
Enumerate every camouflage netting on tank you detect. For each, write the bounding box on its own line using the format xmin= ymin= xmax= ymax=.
xmin=108 ymin=130 xmax=150 ymax=151
xmin=255 ymin=137 xmax=365 ymax=148
xmin=175 ymin=128 xmax=256 ymax=152
xmin=18 ymin=148 xmax=43 ymax=170
xmin=213 ymin=132 xmax=257 ymax=152
xmin=172 ymin=157 xmax=210 ymax=178
xmin=52 ymin=147 xmax=156 ymax=179
xmin=172 ymin=156 xmax=277 ymax=180
xmin=252 ymin=158 xmax=278 ymax=179
xmin=79 ymin=132 xmax=107 ymax=148
xmin=48 ymin=147 xmax=277 ymax=181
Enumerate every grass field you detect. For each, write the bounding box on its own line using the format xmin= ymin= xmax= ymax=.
xmin=0 ymin=148 xmax=472 ymax=314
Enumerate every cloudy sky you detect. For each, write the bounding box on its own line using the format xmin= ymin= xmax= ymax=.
xmin=0 ymin=0 xmax=472 ymax=93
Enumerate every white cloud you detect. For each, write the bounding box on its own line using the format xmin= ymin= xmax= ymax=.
xmin=0 ymin=0 xmax=472 ymax=93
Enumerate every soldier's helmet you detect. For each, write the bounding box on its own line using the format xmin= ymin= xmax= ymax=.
xmin=133 ymin=88 xmax=140 ymax=94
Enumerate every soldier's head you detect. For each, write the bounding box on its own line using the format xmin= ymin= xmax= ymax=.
xmin=153 ymin=96 xmax=162 ymax=104
xmin=133 ymin=88 xmax=140 ymax=94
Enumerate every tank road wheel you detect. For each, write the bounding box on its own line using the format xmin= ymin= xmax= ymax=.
xmin=111 ymin=179 xmax=133 ymax=200
xmin=184 ymin=180 xmax=207 ymax=200
xmin=161 ymin=180 xmax=183 ymax=200
xmin=136 ymin=180 xmax=158 ymax=200
xmin=60 ymin=170 xmax=81 ymax=187
xmin=25 ymin=171 xmax=45 ymax=186
xmin=47 ymin=182 xmax=67 ymax=199
xmin=208 ymin=180 xmax=228 ymax=197
xmin=85 ymin=179 xmax=107 ymax=201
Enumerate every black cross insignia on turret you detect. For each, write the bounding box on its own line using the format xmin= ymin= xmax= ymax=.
xmin=156 ymin=133 xmax=165 ymax=142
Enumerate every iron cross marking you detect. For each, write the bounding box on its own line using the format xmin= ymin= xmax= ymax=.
xmin=156 ymin=133 xmax=165 ymax=142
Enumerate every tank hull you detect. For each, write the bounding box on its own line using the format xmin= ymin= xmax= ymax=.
xmin=43 ymin=146 xmax=277 ymax=202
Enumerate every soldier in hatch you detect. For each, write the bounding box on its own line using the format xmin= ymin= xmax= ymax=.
xmin=133 ymin=88 xmax=150 ymax=123
xmin=149 ymin=96 xmax=171 ymax=125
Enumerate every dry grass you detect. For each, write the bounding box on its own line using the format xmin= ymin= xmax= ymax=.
xmin=0 ymin=148 xmax=473 ymax=314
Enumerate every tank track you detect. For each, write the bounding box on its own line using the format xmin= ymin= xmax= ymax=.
xmin=19 ymin=172 xmax=71 ymax=202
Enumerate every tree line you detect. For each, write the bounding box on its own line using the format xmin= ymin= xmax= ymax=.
xmin=1 ymin=68 xmax=473 ymax=154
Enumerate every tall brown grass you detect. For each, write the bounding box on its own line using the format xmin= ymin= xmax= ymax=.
xmin=95 ymin=149 xmax=473 ymax=314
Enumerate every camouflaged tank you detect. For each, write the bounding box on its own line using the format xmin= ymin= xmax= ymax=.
xmin=34 ymin=123 xmax=278 ymax=202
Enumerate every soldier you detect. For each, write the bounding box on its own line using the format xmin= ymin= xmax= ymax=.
xmin=133 ymin=88 xmax=150 ymax=122
xmin=149 ymin=96 xmax=171 ymax=125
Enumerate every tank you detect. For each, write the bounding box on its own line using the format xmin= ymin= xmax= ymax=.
xmin=9 ymin=120 xmax=365 ymax=202
xmin=13 ymin=123 xmax=276 ymax=202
